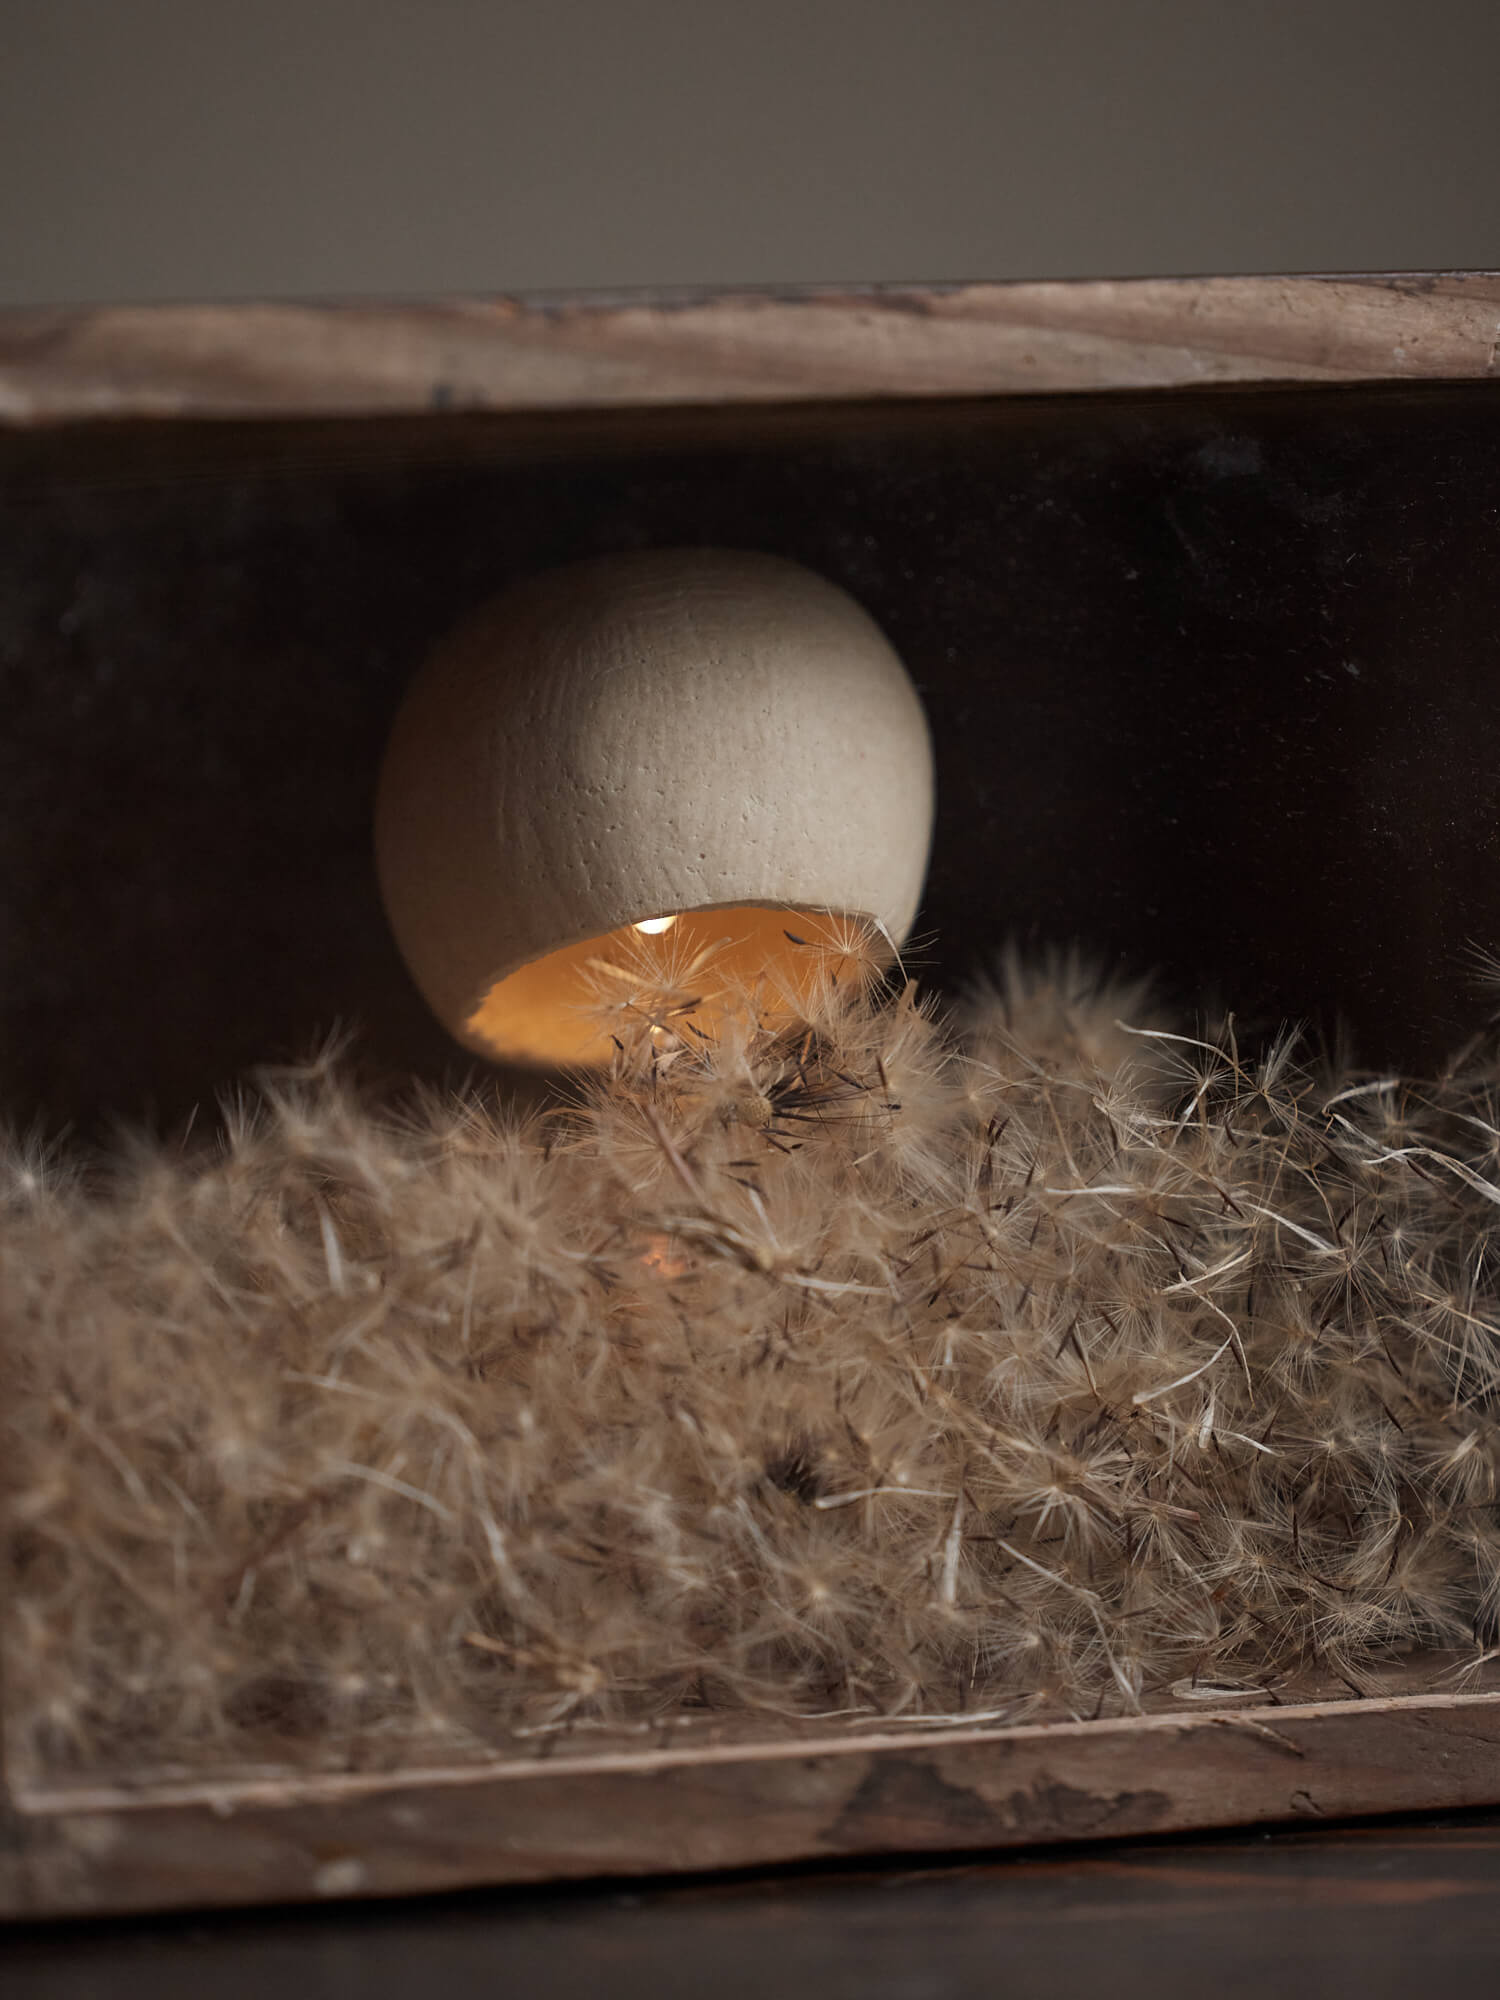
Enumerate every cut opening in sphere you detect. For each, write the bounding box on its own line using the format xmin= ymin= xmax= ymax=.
xmin=463 ymin=906 xmax=889 ymax=1066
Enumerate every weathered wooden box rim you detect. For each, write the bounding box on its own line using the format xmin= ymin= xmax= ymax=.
xmin=2 ymin=272 xmax=1498 ymax=429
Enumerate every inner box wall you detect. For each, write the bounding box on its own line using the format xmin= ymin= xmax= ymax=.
xmin=3 ymin=381 xmax=1499 ymax=1138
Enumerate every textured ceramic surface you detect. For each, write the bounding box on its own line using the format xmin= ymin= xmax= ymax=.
xmin=374 ymin=548 xmax=934 ymax=1063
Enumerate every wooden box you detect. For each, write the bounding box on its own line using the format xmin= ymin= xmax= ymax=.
xmin=4 ymin=274 xmax=1500 ymax=1916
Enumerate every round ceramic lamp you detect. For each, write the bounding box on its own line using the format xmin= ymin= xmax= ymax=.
xmin=375 ymin=548 xmax=934 ymax=1067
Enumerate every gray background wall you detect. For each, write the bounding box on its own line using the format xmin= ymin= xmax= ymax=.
xmin=1 ymin=0 xmax=1496 ymax=307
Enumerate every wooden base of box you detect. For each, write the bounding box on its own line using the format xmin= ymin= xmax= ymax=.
xmin=6 ymin=1660 xmax=1500 ymax=1918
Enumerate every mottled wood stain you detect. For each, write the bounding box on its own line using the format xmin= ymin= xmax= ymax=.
xmin=5 ymin=1675 xmax=1500 ymax=1918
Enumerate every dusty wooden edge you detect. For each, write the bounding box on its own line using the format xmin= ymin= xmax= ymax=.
xmin=5 ymin=1677 xmax=1500 ymax=1920
xmin=0 ymin=275 xmax=1497 ymax=427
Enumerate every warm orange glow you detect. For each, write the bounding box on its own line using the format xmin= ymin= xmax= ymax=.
xmin=639 ymin=1233 xmax=689 ymax=1278
xmin=462 ymin=907 xmax=887 ymax=1068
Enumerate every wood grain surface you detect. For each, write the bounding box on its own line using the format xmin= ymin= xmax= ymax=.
xmin=1 ymin=275 xmax=1498 ymax=425
xmin=6 ymin=1671 xmax=1500 ymax=1920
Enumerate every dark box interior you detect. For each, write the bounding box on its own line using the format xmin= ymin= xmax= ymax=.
xmin=4 ymin=379 xmax=1500 ymax=1138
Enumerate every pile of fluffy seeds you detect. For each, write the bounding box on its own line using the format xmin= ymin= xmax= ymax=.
xmin=4 ymin=927 xmax=1500 ymax=1780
